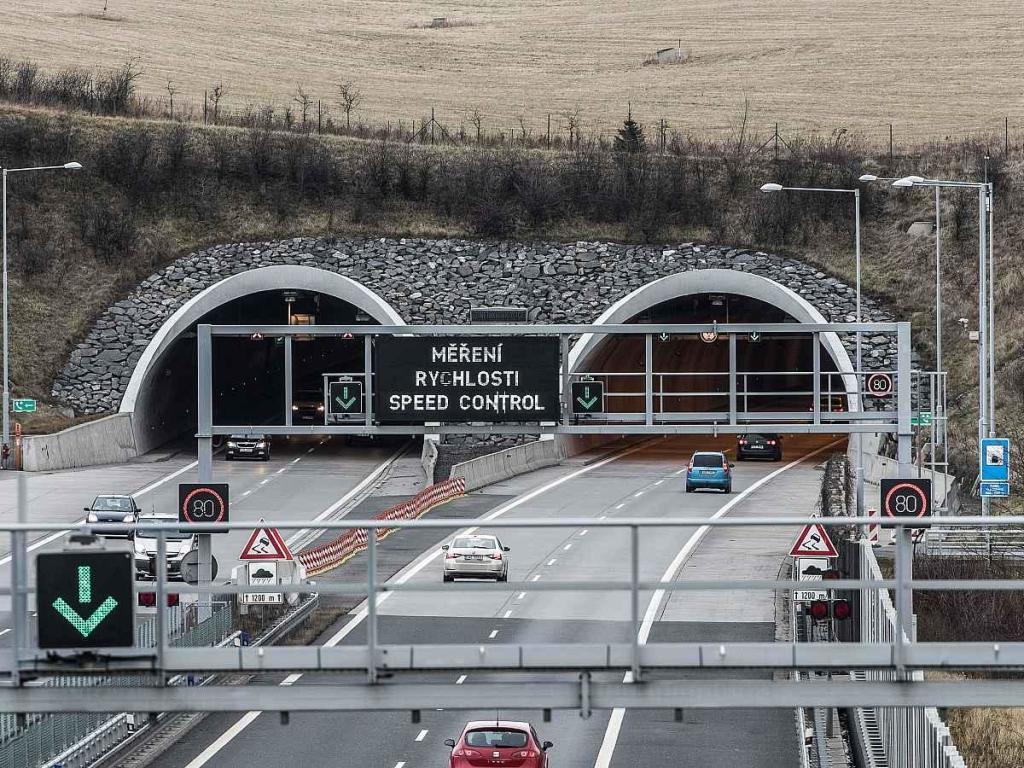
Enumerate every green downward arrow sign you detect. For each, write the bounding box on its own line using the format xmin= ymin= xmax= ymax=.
xmin=576 ymin=385 xmax=599 ymax=410
xmin=52 ymin=566 xmax=118 ymax=638
xmin=335 ymin=386 xmax=358 ymax=410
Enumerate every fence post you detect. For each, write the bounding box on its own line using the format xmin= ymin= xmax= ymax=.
xmin=547 ymin=113 xmax=551 ymax=147
xmin=889 ymin=124 xmax=894 ymax=166
xmin=367 ymin=526 xmax=378 ymax=684
xmin=630 ymin=525 xmax=641 ymax=682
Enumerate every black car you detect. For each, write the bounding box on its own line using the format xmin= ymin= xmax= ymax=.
xmin=225 ymin=434 xmax=270 ymax=461
xmin=84 ymin=494 xmax=140 ymax=537
xmin=736 ymin=433 xmax=782 ymax=461
xmin=292 ymin=389 xmax=325 ymax=422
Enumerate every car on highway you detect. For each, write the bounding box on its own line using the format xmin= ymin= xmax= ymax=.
xmin=133 ymin=512 xmax=198 ymax=581
xmin=685 ymin=451 xmax=734 ymax=493
xmin=292 ymin=389 xmax=325 ymax=422
xmin=83 ymin=494 xmax=140 ymax=537
xmin=736 ymin=433 xmax=782 ymax=461
xmin=225 ymin=433 xmax=270 ymax=461
xmin=442 ymin=534 xmax=510 ymax=582
xmin=444 ymin=721 xmax=552 ymax=768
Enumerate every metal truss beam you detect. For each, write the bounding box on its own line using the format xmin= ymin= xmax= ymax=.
xmin=207 ymin=323 xmax=901 ymax=336
xmin=4 ymin=679 xmax=1024 ymax=713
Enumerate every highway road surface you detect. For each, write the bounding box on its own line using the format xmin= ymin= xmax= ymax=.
xmin=147 ymin=434 xmax=843 ymax=768
xmin=0 ymin=436 xmax=404 ymax=642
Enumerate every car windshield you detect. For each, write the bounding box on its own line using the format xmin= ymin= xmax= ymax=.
xmin=745 ymin=434 xmax=776 ymax=441
xmin=692 ymin=454 xmax=724 ymax=468
xmin=453 ymin=537 xmax=497 ymax=550
xmin=465 ymin=729 xmax=529 ymax=748
xmin=93 ymin=496 xmax=133 ymax=511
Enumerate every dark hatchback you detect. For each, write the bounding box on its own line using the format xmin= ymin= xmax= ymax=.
xmin=737 ymin=433 xmax=782 ymax=461
xmin=84 ymin=495 xmax=140 ymax=537
xmin=225 ymin=434 xmax=270 ymax=461
xmin=292 ymin=389 xmax=325 ymax=422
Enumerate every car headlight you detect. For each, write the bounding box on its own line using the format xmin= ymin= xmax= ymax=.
xmin=122 ymin=514 xmax=134 ymax=523
xmin=291 ymin=405 xmax=299 ymax=411
xmin=227 ymin=441 xmax=237 ymax=448
xmin=256 ymin=441 xmax=266 ymax=448
xmin=86 ymin=513 xmax=98 ymax=523
xmin=317 ymin=404 xmax=325 ymax=412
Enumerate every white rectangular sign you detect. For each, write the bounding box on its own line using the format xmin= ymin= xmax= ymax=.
xmin=793 ymin=556 xmax=829 ymax=602
xmin=241 ymin=592 xmax=284 ymax=604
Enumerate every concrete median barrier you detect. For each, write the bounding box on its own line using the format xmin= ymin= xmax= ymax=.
xmin=21 ymin=413 xmax=138 ymax=472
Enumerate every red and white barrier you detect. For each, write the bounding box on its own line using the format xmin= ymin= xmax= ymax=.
xmin=297 ymin=477 xmax=467 ymax=577
xmin=867 ymin=507 xmax=880 ymax=547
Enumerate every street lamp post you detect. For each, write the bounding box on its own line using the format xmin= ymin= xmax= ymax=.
xmin=892 ymin=176 xmax=992 ymax=514
xmin=759 ymin=183 xmax=865 ymax=515
xmin=1 ymin=162 xmax=83 ymax=461
xmin=860 ymin=174 xmax=947 ymax=504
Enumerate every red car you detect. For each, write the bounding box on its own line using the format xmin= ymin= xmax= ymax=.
xmin=444 ymin=721 xmax=553 ymax=767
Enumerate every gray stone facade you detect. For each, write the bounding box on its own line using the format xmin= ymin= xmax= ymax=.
xmin=53 ymin=237 xmax=899 ymax=415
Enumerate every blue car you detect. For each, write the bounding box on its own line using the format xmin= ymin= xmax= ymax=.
xmin=685 ymin=451 xmax=733 ymax=493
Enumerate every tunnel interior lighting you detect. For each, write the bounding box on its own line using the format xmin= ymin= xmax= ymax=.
xmin=858 ymin=174 xmax=878 ymax=182
xmin=759 ymin=183 xmax=783 ymax=193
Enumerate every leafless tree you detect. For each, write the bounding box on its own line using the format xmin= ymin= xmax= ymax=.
xmin=209 ymin=82 xmax=225 ymax=124
xmin=293 ymin=86 xmax=313 ymax=130
xmin=560 ymin=105 xmax=582 ymax=149
xmin=165 ymin=80 xmax=177 ymax=120
xmin=338 ymin=81 xmax=361 ymax=130
xmin=469 ymin=108 xmax=483 ymax=143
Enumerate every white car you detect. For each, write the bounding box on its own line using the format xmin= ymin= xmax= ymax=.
xmin=133 ymin=513 xmax=198 ymax=581
xmin=442 ymin=534 xmax=510 ymax=582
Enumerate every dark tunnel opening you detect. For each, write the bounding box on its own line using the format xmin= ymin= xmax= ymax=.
xmin=577 ymin=293 xmax=847 ymax=416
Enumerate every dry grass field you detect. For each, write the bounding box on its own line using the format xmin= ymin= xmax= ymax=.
xmin=3 ymin=0 xmax=1024 ymax=142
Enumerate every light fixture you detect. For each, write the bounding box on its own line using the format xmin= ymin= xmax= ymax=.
xmin=858 ymin=174 xmax=878 ymax=182
xmin=63 ymin=162 xmax=83 ymax=170
xmin=759 ymin=183 xmax=783 ymax=193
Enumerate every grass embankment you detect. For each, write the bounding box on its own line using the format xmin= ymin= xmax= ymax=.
xmin=0 ymin=102 xmax=1021 ymax=511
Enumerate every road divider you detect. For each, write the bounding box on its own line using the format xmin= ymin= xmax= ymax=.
xmin=296 ymin=477 xmax=467 ymax=577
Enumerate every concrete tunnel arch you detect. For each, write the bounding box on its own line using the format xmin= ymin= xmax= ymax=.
xmin=567 ymin=268 xmax=859 ymax=412
xmin=123 ymin=265 xmax=405 ymax=451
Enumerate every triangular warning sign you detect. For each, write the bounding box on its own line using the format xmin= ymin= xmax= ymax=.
xmin=239 ymin=519 xmax=293 ymax=561
xmin=789 ymin=523 xmax=838 ymax=557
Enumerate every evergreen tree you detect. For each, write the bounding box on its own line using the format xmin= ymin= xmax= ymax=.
xmin=614 ymin=107 xmax=646 ymax=153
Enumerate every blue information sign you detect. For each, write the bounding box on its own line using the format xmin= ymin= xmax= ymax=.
xmin=980 ymin=438 xmax=1010 ymax=482
xmin=980 ymin=481 xmax=1010 ymax=498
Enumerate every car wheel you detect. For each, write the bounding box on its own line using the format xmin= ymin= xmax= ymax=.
xmin=685 ymin=484 xmax=694 ymax=493
xmin=775 ymin=450 xmax=782 ymax=461
xmin=724 ymin=483 xmax=732 ymax=494
xmin=262 ymin=454 xmax=270 ymax=462
xmin=443 ymin=574 xmax=454 ymax=583
xmin=225 ymin=455 xmax=233 ymax=461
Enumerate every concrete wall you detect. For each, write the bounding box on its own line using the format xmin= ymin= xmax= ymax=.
xmin=22 ymin=413 xmax=138 ymax=472
xmin=421 ymin=438 xmax=439 ymax=483
xmin=850 ymin=434 xmax=958 ymax=512
xmin=450 ymin=439 xmax=563 ymax=491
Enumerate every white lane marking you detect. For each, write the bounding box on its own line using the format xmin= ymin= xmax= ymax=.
xmin=192 ymin=439 xmax=655 ymax=762
xmin=284 ymin=444 xmax=406 ymax=547
xmin=633 ymin=491 xmax=643 ymax=498
xmin=547 ymin=558 xmax=557 ymax=566
xmin=394 ymin=763 xmax=406 ymax=768
xmin=456 ymin=675 xmax=467 ymax=685
xmin=488 ymin=630 xmax=498 ymax=639
xmin=516 ymin=592 xmax=526 ymax=600
xmin=531 ymin=574 xmax=542 ymax=582
xmin=593 ymin=438 xmax=844 ymax=768
xmin=259 ymin=478 xmax=271 ymax=486
xmin=579 ymin=530 xmax=588 ymax=537
xmin=674 ymin=469 xmax=686 ymax=476
xmin=563 ymin=543 xmax=572 ymax=551
xmin=306 ymin=448 xmax=315 ymax=454
xmin=276 ymin=468 xmax=287 ymax=475
xmin=0 ymin=628 xmax=10 ymax=637
xmin=503 ymin=610 xmax=512 ymax=619
xmin=614 ymin=503 xmax=625 ymax=510
xmin=654 ymin=480 xmax=663 ymax=486
xmin=241 ymin=490 xmax=253 ymax=497
xmin=0 ymin=458 xmax=200 ymax=568
xmin=598 ymin=515 xmax=608 ymax=520
xmin=291 ymin=457 xmax=302 ymax=465
xmin=415 ymin=729 xmax=428 ymax=742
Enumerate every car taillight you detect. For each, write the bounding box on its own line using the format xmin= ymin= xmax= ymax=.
xmin=489 ymin=552 xmax=502 ymax=560
xmin=722 ymin=464 xmax=730 ymax=474
xmin=445 ymin=551 xmax=459 ymax=560
xmin=512 ymin=751 xmax=537 ymax=758
xmin=687 ymin=461 xmax=694 ymax=471
xmin=739 ymin=439 xmax=747 ymax=445
xmin=454 ymin=749 xmax=481 ymax=758
xmin=767 ymin=440 xmax=776 ymax=445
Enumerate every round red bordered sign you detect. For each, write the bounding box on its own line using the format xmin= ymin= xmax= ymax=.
xmin=882 ymin=481 xmax=929 ymax=518
xmin=866 ymin=372 xmax=893 ymax=397
xmin=181 ymin=486 xmax=228 ymax=524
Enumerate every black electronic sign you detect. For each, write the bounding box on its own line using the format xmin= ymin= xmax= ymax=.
xmin=880 ymin=478 xmax=932 ymax=526
xmin=38 ymin=551 xmax=134 ymax=649
xmin=374 ymin=336 xmax=560 ymax=423
xmin=571 ymin=380 xmax=605 ymax=415
xmin=329 ymin=380 xmax=364 ymax=415
xmin=178 ymin=483 xmax=230 ymax=531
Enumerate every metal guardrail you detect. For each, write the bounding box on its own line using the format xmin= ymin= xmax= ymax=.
xmin=856 ymin=540 xmax=967 ymax=768
xmin=924 ymin=527 xmax=1024 ymax=558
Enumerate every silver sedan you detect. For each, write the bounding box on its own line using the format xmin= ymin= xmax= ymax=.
xmin=442 ymin=534 xmax=510 ymax=582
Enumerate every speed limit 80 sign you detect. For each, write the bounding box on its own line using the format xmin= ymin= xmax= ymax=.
xmin=178 ymin=483 xmax=230 ymax=531
xmin=880 ymin=478 xmax=931 ymax=526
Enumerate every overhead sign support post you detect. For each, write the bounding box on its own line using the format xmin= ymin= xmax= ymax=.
xmin=980 ymin=437 xmax=1010 ymax=498
xmin=196 ymin=324 xmax=215 ymax=623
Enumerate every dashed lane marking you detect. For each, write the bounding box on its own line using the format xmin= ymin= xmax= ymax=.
xmin=503 ymin=610 xmax=512 ymax=619
xmin=415 ymin=730 xmax=428 ymax=742
xmin=456 ymin=675 xmax=467 ymax=685
xmin=488 ymin=630 xmax=499 ymax=639
xmin=563 ymin=543 xmax=573 ymax=551
xmin=547 ymin=558 xmax=557 ymax=566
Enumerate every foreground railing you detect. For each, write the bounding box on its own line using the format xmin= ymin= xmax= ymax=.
xmin=1 ymin=512 xmax=1023 ymax=712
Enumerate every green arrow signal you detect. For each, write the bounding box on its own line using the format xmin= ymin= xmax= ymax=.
xmin=51 ymin=565 xmax=118 ymax=638
xmin=576 ymin=385 xmax=599 ymax=410
xmin=334 ymin=386 xmax=358 ymax=410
